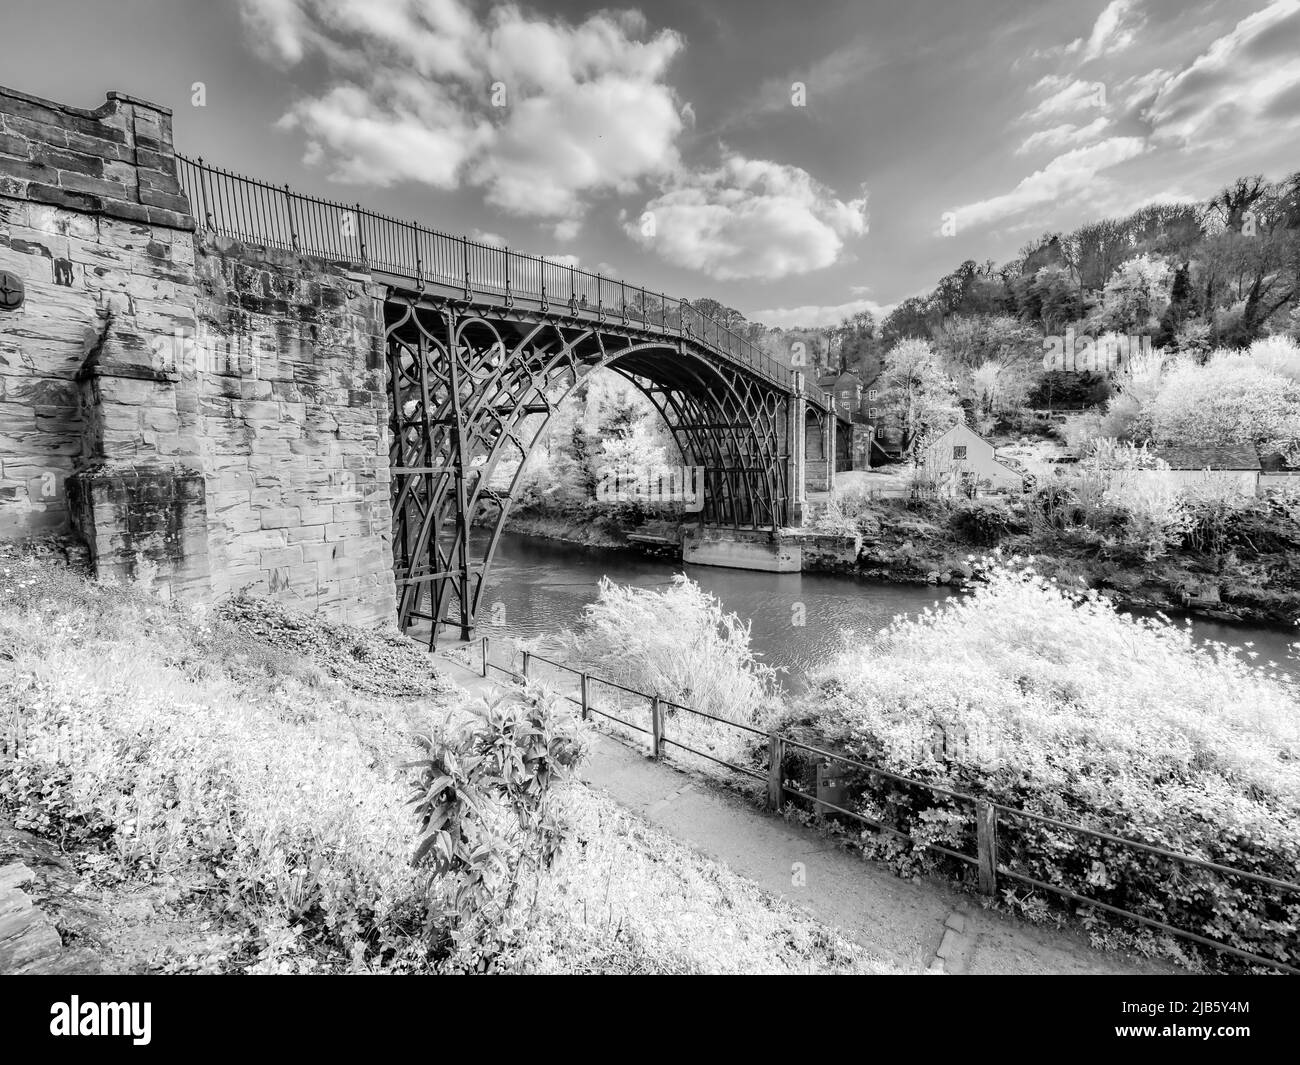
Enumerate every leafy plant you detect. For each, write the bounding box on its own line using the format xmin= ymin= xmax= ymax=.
xmin=408 ymin=685 xmax=588 ymax=970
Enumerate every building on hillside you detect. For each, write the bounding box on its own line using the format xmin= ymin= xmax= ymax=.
xmin=1144 ymin=445 xmax=1261 ymax=498
xmin=827 ymin=370 xmax=863 ymax=420
xmin=917 ymin=423 xmax=1023 ymax=495
xmin=859 ymin=371 xmax=904 ymax=465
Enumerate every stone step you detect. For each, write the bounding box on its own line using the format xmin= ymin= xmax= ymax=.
xmin=0 ymin=859 xmax=101 ymax=974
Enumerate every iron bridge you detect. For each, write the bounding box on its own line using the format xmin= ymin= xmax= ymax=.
xmin=178 ymin=155 xmax=849 ymax=645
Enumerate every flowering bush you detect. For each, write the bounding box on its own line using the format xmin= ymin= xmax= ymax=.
xmin=795 ymin=558 xmax=1300 ymax=969
xmin=555 ymin=575 xmax=781 ymax=764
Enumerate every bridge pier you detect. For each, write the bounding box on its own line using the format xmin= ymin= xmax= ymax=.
xmin=681 ymin=525 xmax=801 ymax=572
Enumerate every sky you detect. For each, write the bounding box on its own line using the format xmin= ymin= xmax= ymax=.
xmin=3 ymin=0 xmax=1298 ymax=328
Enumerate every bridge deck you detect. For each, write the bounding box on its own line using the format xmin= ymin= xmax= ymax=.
xmin=177 ymin=154 xmax=841 ymax=415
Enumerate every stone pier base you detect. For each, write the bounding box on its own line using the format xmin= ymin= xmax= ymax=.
xmin=681 ymin=526 xmax=802 ymax=572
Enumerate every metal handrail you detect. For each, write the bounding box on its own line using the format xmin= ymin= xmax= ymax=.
xmin=175 ymin=153 xmax=837 ymax=410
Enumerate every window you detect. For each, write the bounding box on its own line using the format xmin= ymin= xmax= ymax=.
xmin=868 ymin=407 xmax=878 ymax=418
xmin=868 ymin=389 xmax=877 ymax=400
xmin=953 ymin=445 xmax=967 ymax=459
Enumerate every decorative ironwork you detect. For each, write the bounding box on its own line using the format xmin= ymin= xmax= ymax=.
xmin=386 ymin=293 xmax=811 ymax=645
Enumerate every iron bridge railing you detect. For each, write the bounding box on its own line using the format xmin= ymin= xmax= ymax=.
xmin=478 ymin=637 xmax=1300 ymax=976
xmin=176 ymin=154 xmax=834 ymax=409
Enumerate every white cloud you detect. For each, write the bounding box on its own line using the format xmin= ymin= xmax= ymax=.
xmin=1015 ymin=116 xmax=1112 ymax=154
xmin=1080 ymin=0 xmax=1144 ymax=62
xmin=1025 ymin=76 xmax=1108 ymax=120
xmin=472 ymin=229 xmax=506 ymax=247
xmin=1142 ymin=0 xmax=1300 ymax=151
xmin=1031 ymin=0 xmax=1144 ymax=62
xmin=748 ymin=297 xmax=890 ymax=330
xmin=627 ymin=154 xmax=868 ymax=281
xmin=952 ymin=136 xmax=1148 ymax=230
xmin=542 ymin=253 xmax=581 ymax=268
xmin=240 ymin=0 xmax=685 ymax=224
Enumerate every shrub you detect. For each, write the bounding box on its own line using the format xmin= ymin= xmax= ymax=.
xmin=950 ymin=499 xmax=1016 ymax=545
xmin=409 ymin=685 xmax=589 ymax=972
xmin=795 ymin=558 xmax=1300 ymax=970
xmin=555 ymin=575 xmax=781 ymax=763
xmin=811 ymin=496 xmax=863 ymax=537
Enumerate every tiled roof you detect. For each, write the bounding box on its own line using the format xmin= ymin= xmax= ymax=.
xmin=1150 ymin=445 xmax=1261 ymax=470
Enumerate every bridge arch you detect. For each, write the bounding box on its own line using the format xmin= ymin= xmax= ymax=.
xmin=384 ymin=290 xmax=813 ymax=643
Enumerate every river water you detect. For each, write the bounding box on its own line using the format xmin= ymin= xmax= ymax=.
xmin=474 ymin=531 xmax=1298 ymax=692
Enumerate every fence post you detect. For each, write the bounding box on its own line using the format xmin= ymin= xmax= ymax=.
xmin=650 ymin=696 xmax=664 ymax=760
xmin=976 ymin=800 xmax=998 ymax=896
xmin=521 ymin=650 xmax=530 ymax=681
xmin=196 ymin=157 xmax=212 ymax=230
xmin=355 ymin=203 xmax=367 ymax=267
xmin=481 ymin=635 xmax=489 ymax=678
xmin=462 ymin=236 xmax=471 ymax=299
xmin=284 ymin=184 xmax=300 ymax=254
xmin=580 ymin=672 xmax=590 ymax=721
xmin=766 ymin=733 xmax=783 ymax=810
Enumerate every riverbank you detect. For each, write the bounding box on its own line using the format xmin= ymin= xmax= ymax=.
xmin=492 ymin=505 xmax=1300 ymax=632
xmin=0 ymin=556 xmax=893 ymax=975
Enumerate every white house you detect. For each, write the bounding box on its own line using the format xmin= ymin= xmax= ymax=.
xmin=917 ymin=423 xmax=1023 ymax=494
xmin=1138 ymin=445 xmax=1261 ymax=499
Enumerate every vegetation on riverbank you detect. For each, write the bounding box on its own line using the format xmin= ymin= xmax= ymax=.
xmin=812 ymin=473 xmax=1300 ymax=628
xmin=559 ymin=564 xmax=1300 ymax=971
xmin=0 ymin=558 xmax=891 ymax=974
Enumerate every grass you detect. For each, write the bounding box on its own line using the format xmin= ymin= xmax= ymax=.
xmin=0 ymin=555 xmax=894 ymax=974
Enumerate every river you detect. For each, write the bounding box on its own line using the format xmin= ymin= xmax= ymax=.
xmin=474 ymin=531 xmax=1298 ymax=692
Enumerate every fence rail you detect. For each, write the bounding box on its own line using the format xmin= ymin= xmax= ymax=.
xmin=478 ymin=636 xmax=1300 ymax=975
xmin=175 ymin=153 xmax=828 ymax=404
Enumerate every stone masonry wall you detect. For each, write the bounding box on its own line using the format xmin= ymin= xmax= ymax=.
xmin=192 ymin=235 xmax=396 ymax=626
xmin=0 ymin=85 xmax=397 ymax=626
xmin=0 ymin=86 xmax=209 ymax=599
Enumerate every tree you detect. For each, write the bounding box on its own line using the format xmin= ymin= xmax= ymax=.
xmin=831 ymin=310 xmax=880 ymax=375
xmin=688 ymin=297 xmax=752 ymax=334
xmin=881 ymin=296 xmax=936 ymax=345
xmin=880 ymin=338 xmax=961 ymax=453
xmin=1031 ymin=265 xmax=1085 ymax=332
xmin=1099 ymin=254 xmax=1171 ymax=333
xmin=1149 ymin=352 xmax=1300 ymax=448
xmin=1155 ymin=261 xmax=1196 ymax=348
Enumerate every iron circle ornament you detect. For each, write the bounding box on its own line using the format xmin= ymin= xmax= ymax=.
xmin=0 ymin=270 xmax=24 ymax=311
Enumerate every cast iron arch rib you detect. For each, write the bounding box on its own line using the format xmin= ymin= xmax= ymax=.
xmin=384 ymin=290 xmax=814 ymax=645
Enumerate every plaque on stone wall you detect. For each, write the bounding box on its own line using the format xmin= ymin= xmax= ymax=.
xmin=0 ymin=270 xmax=24 ymax=311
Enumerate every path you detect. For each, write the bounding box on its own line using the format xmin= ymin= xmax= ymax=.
xmin=434 ymin=650 xmax=1177 ymax=975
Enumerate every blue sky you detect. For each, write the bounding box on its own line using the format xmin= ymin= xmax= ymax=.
xmin=4 ymin=0 xmax=1298 ymax=326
